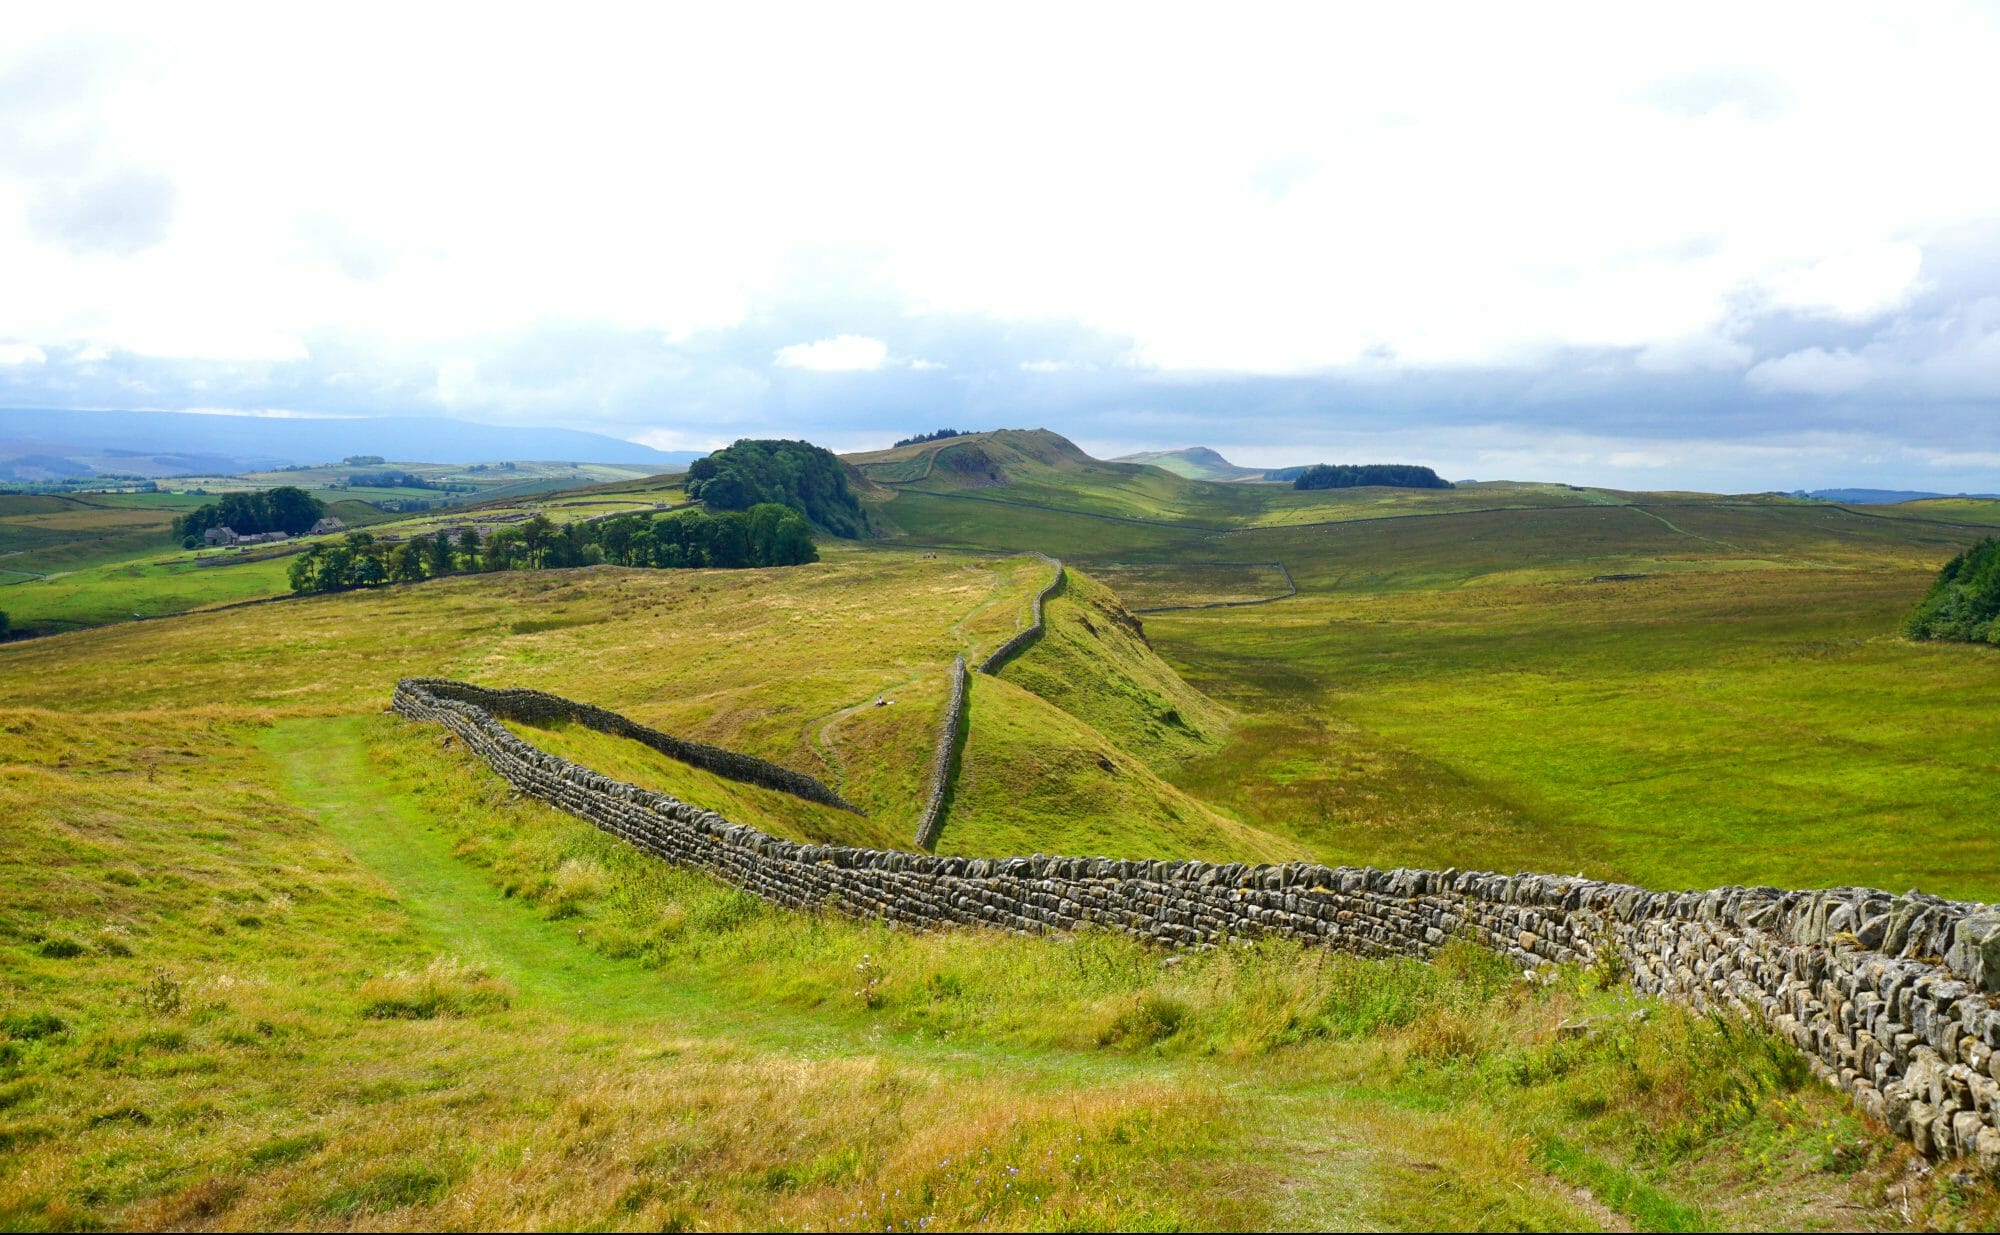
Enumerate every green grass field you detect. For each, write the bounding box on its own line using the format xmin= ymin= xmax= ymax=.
xmin=863 ymin=431 xmax=2000 ymax=899
xmin=4 ymin=701 xmax=1977 ymax=1229
xmin=8 ymin=430 xmax=2000 ymax=1228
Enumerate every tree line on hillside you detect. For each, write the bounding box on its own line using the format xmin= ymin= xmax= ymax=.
xmin=287 ymin=503 xmax=816 ymax=594
xmin=1905 ymin=537 xmax=2000 ymax=645
xmin=173 ymin=486 xmax=326 ymax=546
xmin=342 ymin=470 xmax=473 ymax=492
xmin=685 ymin=440 xmax=870 ymax=537
xmin=1284 ymin=464 xmax=1452 ymax=491
xmin=893 ymin=428 xmax=977 ymax=448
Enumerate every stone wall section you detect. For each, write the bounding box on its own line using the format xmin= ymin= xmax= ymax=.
xmin=402 ymin=677 xmax=860 ymax=814
xmin=392 ymin=677 xmax=2000 ymax=1173
xmin=913 ymin=656 xmax=968 ymax=851
xmin=976 ymin=553 xmax=1065 ymax=675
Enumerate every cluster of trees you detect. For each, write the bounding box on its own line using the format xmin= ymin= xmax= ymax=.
xmin=1287 ymin=464 xmax=1452 ymax=491
xmin=893 ymin=428 xmax=977 ymax=448
xmin=1905 ymin=537 xmax=2000 ymax=645
xmin=173 ymin=486 xmax=326 ymax=546
xmin=287 ymin=503 xmax=816 ymax=595
xmin=684 ymin=440 xmax=869 ymax=538
xmin=342 ymin=469 xmax=469 ymax=491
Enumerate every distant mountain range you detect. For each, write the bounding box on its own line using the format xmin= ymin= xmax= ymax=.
xmin=0 ymin=408 xmax=696 ymax=480
xmin=1793 ymin=488 xmax=2000 ymax=505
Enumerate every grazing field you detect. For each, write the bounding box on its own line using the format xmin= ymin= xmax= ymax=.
xmin=1090 ymin=561 xmax=1296 ymax=611
xmin=4 ymin=701 xmax=1978 ymax=1229
xmin=858 ymin=432 xmax=2000 ymax=899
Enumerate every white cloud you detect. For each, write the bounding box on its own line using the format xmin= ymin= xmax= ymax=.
xmin=0 ymin=342 xmax=47 ymax=365
xmin=774 ymin=335 xmax=889 ymax=372
xmin=0 ymin=2 xmax=1998 ymax=395
xmin=1633 ymin=333 xmax=1752 ymax=373
xmin=1761 ymin=244 xmax=1925 ymax=321
xmin=1746 ymin=347 xmax=1871 ymax=394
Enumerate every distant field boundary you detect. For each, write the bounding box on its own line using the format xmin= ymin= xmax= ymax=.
xmin=395 ymin=674 xmax=2000 ymax=1176
xmin=1125 ymin=561 xmax=1299 ymax=614
xmin=890 ymin=488 xmax=1233 ymax=533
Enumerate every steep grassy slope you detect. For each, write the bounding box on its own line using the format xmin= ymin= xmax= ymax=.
xmin=497 ymin=718 xmax=914 ymax=851
xmin=5 ymin=702 xmax=1975 ymax=1229
xmin=993 ymin=569 xmax=1229 ymax=770
xmin=944 ymin=675 xmax=1297 ymax=862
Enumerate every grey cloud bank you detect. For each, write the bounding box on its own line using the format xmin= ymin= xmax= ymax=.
xmin=3 ymin=255 xmax=1997 ymax=494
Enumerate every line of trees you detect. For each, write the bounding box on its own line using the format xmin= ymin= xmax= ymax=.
xmin=1287 ymin=464 xmax=1452 ymax=491
xmin=288 ymin=503 xmax=816 ymax=595
xmin=173 ymin=486 xmax=326 ymax=546
xmin=1905 ymin=537 xmax=2000 ymax=645
xmin=893 ymin=428 xmax=977 ymax=448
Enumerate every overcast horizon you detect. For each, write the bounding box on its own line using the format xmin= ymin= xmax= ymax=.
xmin=5 ymin=4 xmax=2000 ymax=492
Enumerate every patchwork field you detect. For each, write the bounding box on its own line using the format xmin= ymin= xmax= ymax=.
xmin=0 ymin=475 xmax=687 ymax=635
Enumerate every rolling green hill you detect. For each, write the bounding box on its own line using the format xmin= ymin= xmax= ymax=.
xmin=1108 ymin=446 xmax=1274 ymax=482
xmin=8 ymin=427 xmax=2000 ymax=1227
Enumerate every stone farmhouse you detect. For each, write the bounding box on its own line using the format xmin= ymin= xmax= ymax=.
xmin=202 ymin=527 xmax=291 ymax=547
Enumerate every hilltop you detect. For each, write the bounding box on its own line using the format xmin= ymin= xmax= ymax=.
xmin=1109 ymin=446 xmax=1274 ymax=482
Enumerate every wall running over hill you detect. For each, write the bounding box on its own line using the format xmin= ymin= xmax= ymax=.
xmin=401 ymin=677 xmax=860 ymax=813
xmin=913 ymin=656 xmax=968 ymax=851
xmin=976 ymin=553 xmax=1065 ymax=675
xmin=393 ymin=677 xmax=2000 ymax=1175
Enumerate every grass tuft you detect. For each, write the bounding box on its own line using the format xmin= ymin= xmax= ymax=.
xmin=357 ymin=956 xmax=513 ymax=1020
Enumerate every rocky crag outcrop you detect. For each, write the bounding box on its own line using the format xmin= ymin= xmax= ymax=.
xmin=392 ymin=676 xmax=2000 ymax=1174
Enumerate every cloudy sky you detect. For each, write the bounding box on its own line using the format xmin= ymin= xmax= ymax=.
xmin=3 ymin=3 xmax=1998 ymax=490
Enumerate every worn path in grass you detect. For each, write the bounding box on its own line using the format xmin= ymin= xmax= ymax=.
xmin=265 ymin=714 xmax=1645 ymax=1230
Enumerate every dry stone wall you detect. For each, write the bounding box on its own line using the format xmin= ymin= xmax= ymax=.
xmin=403 ymin=677 xmax=859 ymax=813
xmin=393 ymin=677 xmax=2000 ymax=1174
xmin=912 ymin=656 xmax=969 ymax=851
xmin=977 ymin=553 xmax=1065 ymax=674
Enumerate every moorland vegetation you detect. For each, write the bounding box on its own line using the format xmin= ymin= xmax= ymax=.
xmin=1905 ymin=536 xmax=2000 ymax=644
